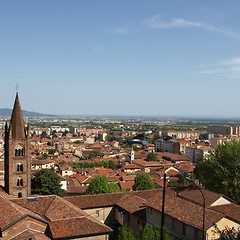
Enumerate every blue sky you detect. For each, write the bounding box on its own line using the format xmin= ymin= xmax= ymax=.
xmin=1 ymin=1 xmax=240 ymax=117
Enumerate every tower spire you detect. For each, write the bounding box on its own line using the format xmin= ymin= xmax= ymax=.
xmin=4 ymin=92 xmax=31 ymax=198
xmin=9 ymin=93 xmax=26 ymax=139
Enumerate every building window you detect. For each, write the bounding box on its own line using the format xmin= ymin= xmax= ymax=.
xmin=148 ymin=207 xmax=152 ymax=214
xmin=17 ymin=178 xmax=23 ymax=187
xmin=17 ymin=163 xmax=23 ymax=172
xmin=18 ymin=192 xmax=22 ymax=198
xmin=15 ymin=145 xmax=25 ymax=157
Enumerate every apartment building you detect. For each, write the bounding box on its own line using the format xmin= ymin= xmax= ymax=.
xmin=186 ymin=145 xmax=214 ymax=163
xmin=207 ymin=125 xmax=240 ymax=136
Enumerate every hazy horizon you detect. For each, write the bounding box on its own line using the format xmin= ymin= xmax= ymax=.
xmin=1 ymin=1 xmax=240 ymax=117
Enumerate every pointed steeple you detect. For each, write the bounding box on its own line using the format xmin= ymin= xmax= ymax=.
xmin=9 ymin=93 xmax=26 ymax=139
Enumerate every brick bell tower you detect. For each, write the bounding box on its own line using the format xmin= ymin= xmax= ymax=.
xmin=4 ymin=93 xmax=31 ymax=198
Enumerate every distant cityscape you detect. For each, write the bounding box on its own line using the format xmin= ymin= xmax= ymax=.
xmin=0 ymin=94 xmax=239 ymax=239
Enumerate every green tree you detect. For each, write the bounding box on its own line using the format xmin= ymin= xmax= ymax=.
xmin=118 ymin=225 xmax=173 ymax=240
xmin=48 ymin=148 xmax=56 ymax=154
xmin=118 ymin=226 xmax=135 ymax=240
xmin=34 ymin=150 xmax=39 ymax=155
xmin=146 ymin=152 xmax=158 ymax=162
xmin=86 ymin=176 xmax=120 ymax=194
xmin=51 ymin=130 xmax=57 ymax=138
xmin=86 ymin=176 xmax=110 ymax=194
xmin=197 ymin=140 xmax=240 ymax=204
xmin=40 ymin=131 xmax=48 ymax=139
xmin=108 ymin=160 xmax=117 ymax=170
xmin=105 ymin=133 xmax=115 ymax=142
xmin=137 ymin=225 xmax=160 ymax=240
xmin=89 ymin=152 xmax=100 ymax=159
xmin=31 ymin=169 xmax=67 ymax=197
xmin=63 ymin=130 xmax=69 ymax=136
xmin=108 ymin=182 xmax=120 ymax=193
xmin=133 ymin=174 xmax=156 ymax=191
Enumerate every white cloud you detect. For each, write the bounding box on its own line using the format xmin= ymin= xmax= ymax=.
xmin=197 ymin=68 xmax=228 ymax=74
xmin=145 ymin=15 xmax=240 ymax=39
xmin=145 ymin=15 xmax=202 ymax=28
xmin=224 ymin=57 xmax=240 ymax=65
xmin=198 ymin=57 xmax=240 ymax=79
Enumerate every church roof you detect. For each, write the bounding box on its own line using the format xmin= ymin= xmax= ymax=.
xmin=9 ymin=93 xmax=26 ymax=139
xmin=0 ymin=193 xmax=48 ymax=231
xmin=11 ymin=195 xmax=112 ymax=239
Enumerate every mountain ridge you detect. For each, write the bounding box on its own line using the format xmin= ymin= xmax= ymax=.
xmin=0 ymin=108 xmax=52 ymax=117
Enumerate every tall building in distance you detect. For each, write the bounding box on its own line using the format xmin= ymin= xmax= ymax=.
xmin=4 ymin=93 xmax=31 ymax=198
xmin=207 ymin=125 xmax=240 ymax=136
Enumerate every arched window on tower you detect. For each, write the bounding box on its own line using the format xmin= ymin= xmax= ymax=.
xmin=15 ymin=144 xmax=25 ymax=157
xmin=18 ymin=192 xmax=22 ymax=198
xmin=17 ymin=178 xmax=23 ymax=187
xmin=17 ymin=163 xmax=23 ymax=172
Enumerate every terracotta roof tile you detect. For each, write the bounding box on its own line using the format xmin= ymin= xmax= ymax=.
xmin=50 ymin=217 xmax=111 ymax=239
xmin=124 ymin=164 xmax=141 ymax=169
xmin=118 ymin=181 xmax=134 ymax=191
xmin=0 ymin=194 xmax=46 ymax=229
xmin=65 ymin=189 xmax=162 ymax=209
xmin=10 ymin=229 xmax=50 ymax=240
xmin=11 ymin=195 xmax=112 ymax=238
xmin=210 ymin=204 xmax=240 ymax=223
xmin=121 ymin=175 xmax=136 ymax=181
xmin=175 ymin=185 xmax=224 ymax=207
xmin=147 ymin=190 xmax=224 ymax=230
xmin=116 ymin=194 xmax=146 ymax=213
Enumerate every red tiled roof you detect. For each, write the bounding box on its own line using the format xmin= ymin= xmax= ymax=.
xmin=121 ymin=175 xmax=136 ymax=181
xmin=147 ymin=190 xmax=224 ymax=231
xmin=165 ymin=168 xmax=179 ymax=177
xmin=175 ymin=185 xmax=223 ymax=207
xmin=155 ymin=179 xmax=169 ymax=188
xmin=118 ymin=181 xmax=134 ymax=191
xmin=133 ymin=159 xmax=163 ymax=167
xmin=65 ymin=189 xmax=162 ymax=210
xmin=32 ymin=159 xmax=54 ymax=165
xmin=210 ymin=204 xmax=240 ymax=223
xmin=50 ymin=217 xmax=111 ymax=239
xmin=10 ymin=229 xmax=50 ymax=240
xmin=65 ymin=192 xmax=125 ymax=209
xmin=177 ymin=163 xmax=195 ymax=173
xmin=11 ymin=195 xmax=112 ymax=238
xmin=124 ymin=164 xmax=141 ymax=169
xmin=116 ymin=194 xmax=146 ymax=213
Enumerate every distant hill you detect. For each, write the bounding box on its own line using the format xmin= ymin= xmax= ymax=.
xmin=0 ymin=108 xmax=51 ymax=118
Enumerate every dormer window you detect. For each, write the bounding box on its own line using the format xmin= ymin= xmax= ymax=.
xmin=17 ymin=163 xmax=23 ymax=172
